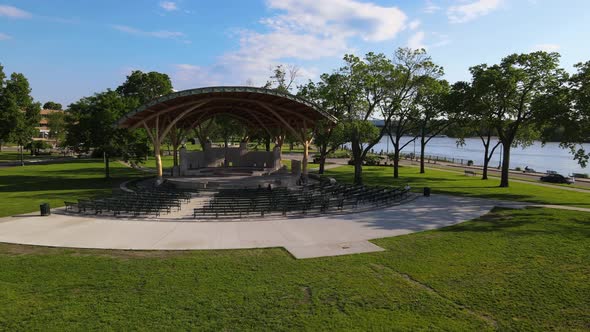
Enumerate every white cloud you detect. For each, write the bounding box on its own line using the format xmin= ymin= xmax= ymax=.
xmin=111 ymin=24 xmax=185 ymax=39
xmin=447 ymin=0 xmax=502 ymax=23
xmin=265 ymin=0 xmax=407 ymax=42
xmin=173 ymin=64 xmax=225 ymax=86
xmin=171 ymin=0 xmax=408 ymax=89
xmin=408 ymin=31 xmax=426 ymax=50
xmin=431 ymin=32 xmax=451 ymax=48
xmin=0 ymin=32 xmax=12 ymax=40
xmin=532 ymin=43 xmax=560 ymax=52
xmin=424 ymin=0 xmax=441 ymax=14
xmin=159 ymin=1 xmax=178 ymax=12
xmin=0 ymin=5 xmax=32 ymax=18
xmin=409 ymin=19 xmax=421 ymax=30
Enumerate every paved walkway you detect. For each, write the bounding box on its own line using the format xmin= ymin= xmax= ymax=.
xmin=0 ymin=195 xmax=519 ymax=259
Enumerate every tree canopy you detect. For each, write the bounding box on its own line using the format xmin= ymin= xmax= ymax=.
xmin=43 ymin=101 xmax=62 ymax=110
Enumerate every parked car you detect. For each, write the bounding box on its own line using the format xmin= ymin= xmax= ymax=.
xmin=523 ymin=166 xmax=536 ymax=173
xmin=540 ymin=173 xmax=575 ymax=184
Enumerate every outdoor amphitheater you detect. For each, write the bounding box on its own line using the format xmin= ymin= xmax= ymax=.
xmin=0 ymin=87 xmax=512 ymax=259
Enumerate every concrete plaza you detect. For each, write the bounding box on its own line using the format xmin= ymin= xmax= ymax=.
xmin=0 ymin=195 xmax=517 ymax=259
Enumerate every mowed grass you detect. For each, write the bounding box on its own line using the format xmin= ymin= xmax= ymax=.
xmin=325 ymin=165 xmax=590 ymax=208
xmin=0 ymin=160 xmax=143 ymax=217
xmin=0 ymin=151 xmax=64 ymax=163
xmin=0 ymin=208 xmax=588 ymax=330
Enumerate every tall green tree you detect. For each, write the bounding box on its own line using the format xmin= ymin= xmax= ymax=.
xmin=47 ymin=111 xmax=67 ymax=147
xmin=565 ymin=61 xmax=590 ymax=166
xmin=0 ymin=63 xmax=10 ymax=152
xmin=337 ymin=52 xmax=390 ymax=184
xmin=116 ymin=70 xmax=175 ymax=166
xmin=66 ymin=90 xmax=149 ymax=178
xmin=116 ymin=70 xmax=174 ymax=105
xmin=470 ymin=52 xmax=565 ymax=187
xmin=545 ymin=61 xmax=590 ymax=168
xmin=298 ymin=73 xmax=348 ymax=174
xmin=263 ymin=64 xmax=299 ymax=94
xmin=450 ymin=81 xmax=501 ymax=180
xmin=2 ymin=73 xmax=40 ymax=165
xmin=416 ymin=78 xmax=452 ymax=174
xmin=43 ymin=101 xmax=62 ymax=110
xmin=385 ymin=48 xmax=444 ymax=179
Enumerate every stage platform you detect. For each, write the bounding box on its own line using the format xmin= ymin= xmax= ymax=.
xmin=166 ymin=167 xmax=300 ymax=190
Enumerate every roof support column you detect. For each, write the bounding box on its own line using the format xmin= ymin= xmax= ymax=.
xmin=301 ymin=122 xmax=311 ymax=178
xmin=143 ymin=117 xmax=164 ymax=183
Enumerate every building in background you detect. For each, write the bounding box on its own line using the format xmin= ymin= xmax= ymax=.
xmin=34 ymin=109 xmax=64 ymax=147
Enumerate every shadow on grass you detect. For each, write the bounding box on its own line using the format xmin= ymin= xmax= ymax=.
xmin=438 ymin=207 xmax=590 ymax=237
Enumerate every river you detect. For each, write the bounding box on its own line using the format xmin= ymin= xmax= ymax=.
xmin=366 ymin=136 xmax=587 ymax=176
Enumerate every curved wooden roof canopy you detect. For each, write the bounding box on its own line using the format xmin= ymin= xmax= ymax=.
xmin=117 ymin=86 xmax=336 ymax=135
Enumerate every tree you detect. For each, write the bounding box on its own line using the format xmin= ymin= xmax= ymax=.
xmin=43 ymin=101 xmax=62 ymax=110
xmin=298 ymin=73 xmax=348 ymax=174
xmin=66 ymin=90 xmax=149 ymax=178
xmin=116 ymin=70 xmax=175 ymax=167
xmin=0 ymin=91 xmax=18 ymax=153
xmin=193 ymin=118 xmax=217 ymax=151
xmin=385 ymin=49 xmax=444 ymax=179
xmin=470 ymin=52 xmax=565 ymax=187
xmin=451 ymin=81 xmax=501 ymax=180
xmin=0 ymin=63 xmax=11 ymax=152
xmin=2 ymin=73 xmax=40 ymax=165
xmin=337 ymin=52 xmax=391 ymax=184
xmin=416 ymin=78 xmax=452 ymax=173
xmin=263 ymin=64 xmax=299 ymax=93
xmin=47 ymin=111 xmax=67 ymax=147
xmin=11 ymin=101 xmax=41 ymax=165
xmin=548 ymin=61 xmax=590 ymax=167
xmin=116 ymin=70 xmax=174 ymax=105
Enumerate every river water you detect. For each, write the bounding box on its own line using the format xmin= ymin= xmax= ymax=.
xmin=366 ymin=136 xmax=587 ymax=176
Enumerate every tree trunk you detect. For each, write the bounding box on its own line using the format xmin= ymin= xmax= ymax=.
xmin=353 ymin=159 xmax=363 ymax=185
xmin=104 ymin=151 xmax=110 ymax=179
xmin=500 ymin=142 xmax=511 ymax=187
xmin=318 ymin=155 xmax=326 ymax=174
xmin=290 ymin=142 xmax=294 ymax=151
xmin=482 ymin=144 xmax=490 ymax=180
xmin=393 ymin=149 xmax=400 ymax=178
xmin=172 ymin=143 xmax=179 ymax=167
xmin=20 ymin=145 xmax=24 ymax=166
xmin=265 ymin=136 xmax=271 ymax=152
xmin=420 ymin=135 xmax=426 ymax=174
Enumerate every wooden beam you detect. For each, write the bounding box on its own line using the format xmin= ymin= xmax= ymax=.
xmin=256 ymin=102 xmax=305 ymax=142
xmin=129 ymin=99 xmax=212 ymax=129
xmin=158 ymin=101 xmax=211 ymax=141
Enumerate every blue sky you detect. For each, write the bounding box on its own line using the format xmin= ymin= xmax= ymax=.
xmin=1 ymin=0 xmax=589 ymax=106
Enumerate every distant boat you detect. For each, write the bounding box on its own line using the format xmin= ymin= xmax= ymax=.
xmin=435 ymin=135 xmax=448 ymax=138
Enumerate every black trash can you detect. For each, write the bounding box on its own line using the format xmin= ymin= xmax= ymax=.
xmin=423 ymin=187 xmax=431 ymax=197
xmin=40 ymin=203 xmax=51 ymax=216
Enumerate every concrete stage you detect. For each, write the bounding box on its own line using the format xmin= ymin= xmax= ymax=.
xmin=166 ymin=167 xmax=300 ymax=190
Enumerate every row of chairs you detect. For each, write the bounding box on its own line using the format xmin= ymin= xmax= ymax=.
xmin=65 ymin=185 xmax=194 ymax=217
xmin=193 ymin=183 xmax=410 ymax=219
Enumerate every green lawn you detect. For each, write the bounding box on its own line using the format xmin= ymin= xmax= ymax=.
xmin=325 ymin=165 xmax=590 ymax=208
xmin=0 ymin=207 xmax=587 ymax=330
xmin=0 ymin=160 xmax=588 ymax=329
xmin=0 ymin=159 xmax=143 ymax=217
xmin=0 ymin=151 xmax=64 ymax=163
